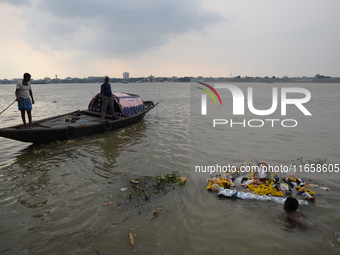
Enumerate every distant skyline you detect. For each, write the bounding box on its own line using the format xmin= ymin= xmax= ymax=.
xmin=0 ymin=72 xmax=340 ymax=81
xmin=1 ymin=0 xmax=340 ymax=80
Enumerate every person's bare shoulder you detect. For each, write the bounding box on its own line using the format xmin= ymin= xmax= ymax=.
xmin=287 ymin=211 xmax=307 ymax=230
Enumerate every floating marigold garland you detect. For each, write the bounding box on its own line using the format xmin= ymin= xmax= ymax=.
xmin=205 ymin=159 xmax=325 ymax=204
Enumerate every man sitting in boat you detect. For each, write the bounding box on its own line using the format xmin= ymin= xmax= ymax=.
xmin=100 ymin=76 xmax=115 ymax=119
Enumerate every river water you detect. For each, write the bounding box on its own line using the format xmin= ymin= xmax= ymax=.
xmin=0 ymin=82 xmax=339 ymax=254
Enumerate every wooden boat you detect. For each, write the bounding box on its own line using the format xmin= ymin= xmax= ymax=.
xmin=0 ymin=92 xmax=157 ymax=144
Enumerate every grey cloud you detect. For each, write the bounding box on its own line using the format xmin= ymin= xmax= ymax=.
xmin=0 ymin=0 xmax=30 ymax=6
xmin=24 ymin=0 xmax=224 ymax=56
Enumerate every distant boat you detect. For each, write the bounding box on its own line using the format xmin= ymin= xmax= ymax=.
xmin=0 ymin=92 xmax=157 ymax=144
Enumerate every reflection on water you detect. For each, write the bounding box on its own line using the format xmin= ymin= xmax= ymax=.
xmin=4 ymin=118 xmax=151 ymax=210
xmin=0 ymin=83 xmax=339 ymax=254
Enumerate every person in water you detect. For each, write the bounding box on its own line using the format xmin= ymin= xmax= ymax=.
xmin=15 ymin=73 xmax=35 ymax=129
xmin=284 ymin=197 xmax=307 ymax=230
xmin=100 ymin=76 xmax=115 ymax=119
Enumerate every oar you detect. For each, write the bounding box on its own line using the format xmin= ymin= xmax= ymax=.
xmin=0 ymin=100 xmax=16 ymax=115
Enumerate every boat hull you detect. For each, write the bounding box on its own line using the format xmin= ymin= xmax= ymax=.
xmin=0 ymin=101 xmax=155 ymax=144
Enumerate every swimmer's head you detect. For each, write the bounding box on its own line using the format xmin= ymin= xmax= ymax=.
xmin=284 ymin=197 xmax=299 ymax=212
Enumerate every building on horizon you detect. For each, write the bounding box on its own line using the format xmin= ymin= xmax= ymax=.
xmin=123 ymin=72 xmax=129 ymax=80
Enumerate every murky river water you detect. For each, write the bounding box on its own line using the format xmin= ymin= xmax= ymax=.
xmin=0 ymin=82 xmax=340 ymax=254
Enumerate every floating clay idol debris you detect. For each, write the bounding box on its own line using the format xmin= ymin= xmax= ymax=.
xmin=206 ymin=159 xmax=325 ymax=205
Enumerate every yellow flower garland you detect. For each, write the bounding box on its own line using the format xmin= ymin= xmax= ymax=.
xmin=248 ymin=182 xmax=283 ymax=197
xmin=295 ymin=186 xmax=314 ymax=195
xmin=288 ymin=176 xmax=297 ymax=182
xmin=206 ymin=178 xmax=231 ymax=190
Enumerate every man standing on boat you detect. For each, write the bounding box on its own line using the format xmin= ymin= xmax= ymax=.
xmin=15 ymin=73 xmax=35 ymax=129
xmin=100 ymin=76 xmax=115 ymax=119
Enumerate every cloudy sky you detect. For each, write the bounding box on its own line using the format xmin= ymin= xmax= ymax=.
xmin=0 ymin=0 xmax=339 ymax=79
